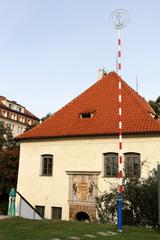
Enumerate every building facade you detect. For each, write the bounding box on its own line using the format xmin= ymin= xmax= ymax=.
xmin=16 ymin=72 xmax=160 ymax=221
xmin=0 ymin=96 xmax=39 ymax=137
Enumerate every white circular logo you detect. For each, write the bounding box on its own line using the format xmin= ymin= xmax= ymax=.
xmin=110 ymin=9 xmax=129 ymax=29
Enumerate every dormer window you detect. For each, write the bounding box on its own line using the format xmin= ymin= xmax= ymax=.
xmin=9 ymin=103 xmax=13 ymax=109
xmin=80 ymin=112 xmax=94 ymax=119
xmin=17 ymin=107 xmax=22 ymax=113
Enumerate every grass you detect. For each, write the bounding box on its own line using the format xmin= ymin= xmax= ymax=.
xmin=0 ymin=217 xmax=159 ymax=240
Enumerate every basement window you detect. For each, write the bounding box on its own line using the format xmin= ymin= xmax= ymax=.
xmin=35 ymin=205 xmax=45 ymax=218
xmin=80 ymin=112 xmax=94 ymax=119
xmin=52 ymin=207 xmax=62 ymax=220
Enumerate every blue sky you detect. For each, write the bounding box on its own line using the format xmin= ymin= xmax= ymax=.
xmin=0 ymin=0 xmax=160 ymax=118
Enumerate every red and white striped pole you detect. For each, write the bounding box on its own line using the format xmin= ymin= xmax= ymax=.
xmin=110 ymin=9 xmax=129 ymax=232
xmin=117 ymin=28 xmax=123 ymax=232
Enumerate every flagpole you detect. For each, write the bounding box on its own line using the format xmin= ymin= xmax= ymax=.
xmin=110 ymin=9 xmax=129 ymax=232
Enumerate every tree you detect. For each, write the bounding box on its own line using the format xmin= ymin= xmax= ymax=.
xmin=41 ymin=113 xmax=52 ymax=122
xmin=24 ymin=123 xmax=37 ymax=132
xmin=0 ymin=124 xmax=19 ymax=195
xmin=95 ymin=170 xmax=158 ymax=226
xmin=149 ymin=96 xmax=160 ymax=115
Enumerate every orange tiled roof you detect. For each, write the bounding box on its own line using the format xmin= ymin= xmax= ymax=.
xmin=17 ymin=72 xmax=160 ymax=140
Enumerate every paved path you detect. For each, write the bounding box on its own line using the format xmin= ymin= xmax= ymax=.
xmin=52 ymin=231 xmax=118 ymax=240
xmin=0 ymin=215 xmax=9 ymax=220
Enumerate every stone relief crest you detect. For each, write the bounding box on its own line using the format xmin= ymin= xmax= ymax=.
xmin=72 ymin=175 xmax=93 ymax=201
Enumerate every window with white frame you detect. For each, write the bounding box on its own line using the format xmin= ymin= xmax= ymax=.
xmin=125 ymin=153 xmax=140 ymax=178
xmin=41 ymin=154 xmax=53 ymax=176
xmin=104 ymin=153 xmax=118 ymax=177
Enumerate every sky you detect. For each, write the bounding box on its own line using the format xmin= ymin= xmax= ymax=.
xmin=0 ymin=0 xmax=160 ymax=119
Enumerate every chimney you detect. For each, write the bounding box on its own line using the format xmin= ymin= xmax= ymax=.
xmin=98 ymin=68 xmax=107 ymax=80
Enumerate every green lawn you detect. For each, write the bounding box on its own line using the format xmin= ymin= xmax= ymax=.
xmin=0 ymin=217 xmax=159 ymax=240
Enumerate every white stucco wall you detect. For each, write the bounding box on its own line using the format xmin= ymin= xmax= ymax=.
xmin=16 ymin=135 xmax=160 ymax=220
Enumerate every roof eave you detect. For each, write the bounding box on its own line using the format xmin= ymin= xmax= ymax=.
xmin=16 ymin=130 xmax=160 ymax=142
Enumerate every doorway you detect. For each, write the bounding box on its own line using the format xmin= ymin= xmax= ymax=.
xmin=75 ymin=211 xmax=90 ymax=222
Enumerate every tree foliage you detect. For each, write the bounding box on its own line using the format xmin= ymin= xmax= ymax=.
xmin=149 ymin=96 xmax=160 ymax=115
xmin=0 ymin=125 xmax=19 ymax=195
xmin=24 ymin=123 xmax=37 ymax=132
xmin=41 ymin=113 xmax=52 ymax=122
xmin=95 ymin=170 xmax=158 ymax=226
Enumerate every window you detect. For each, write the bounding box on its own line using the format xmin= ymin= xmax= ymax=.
xmin=7 ymin=123 xmax=11 ymax=129
xmin=52 ymin=207 xmax=62 ymax=220
xmin=35 ymin=205 xmax=45 ymax=218
xmin=28 ymin=119 xmax=32 ymax=125
xmin=2 ymin=110 xmax=7 ymax=117
xmin=125 ymin=153 xmax=140 ymax=178
xmin=9 ymin=103 xmax=13 ymax=109
xmin=17 ymin=107 xmax=22 ymax=112
xmin=80 ymin=112 xmax=94 ymax=119
xmin=41 ymin=154 xmax=53 ymax=176
xmin=17 ymin=126 xmax=22 ymax=133
xmin=104 ymin=153 xmax=118 ymax=177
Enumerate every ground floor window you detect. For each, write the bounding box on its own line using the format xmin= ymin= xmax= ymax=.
xmin=35 ymin=205 xmax=45 ymax=218
xmin=52 ymin=207 xmax=62 ymax=220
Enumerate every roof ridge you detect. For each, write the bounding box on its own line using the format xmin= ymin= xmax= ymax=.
xmin=48 ymin=71 xmax=114 ymax=118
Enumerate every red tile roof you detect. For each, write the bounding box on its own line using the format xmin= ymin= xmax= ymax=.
xmin=17 ymin=72 xmax=160 ymax=140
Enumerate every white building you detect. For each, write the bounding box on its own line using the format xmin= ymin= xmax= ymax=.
xmin=16 ymin=71 xmax=160 ymax=221
xmin=0 ymin=96 xmax=39 ymax=137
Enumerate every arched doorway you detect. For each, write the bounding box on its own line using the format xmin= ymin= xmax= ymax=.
xmin=75 ymin=211 xmax=90 ymax=222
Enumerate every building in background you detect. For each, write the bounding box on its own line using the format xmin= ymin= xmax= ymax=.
xmin=0 ymin=96 xmax=39 ymax=137
xmin=16 ymin=71 xmax=160 ymax=221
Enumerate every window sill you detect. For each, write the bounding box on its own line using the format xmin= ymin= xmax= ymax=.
xmin=39 ymin=175 xmax=53 ymax=177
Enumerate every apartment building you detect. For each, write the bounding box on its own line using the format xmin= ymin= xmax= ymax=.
xmin=0 ymin=96 xmax=39 ymax=137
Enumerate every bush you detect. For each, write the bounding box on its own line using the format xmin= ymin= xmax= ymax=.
xmin=0 ymin=193 xmax=9 ymax=214
xmin=95 ymin=170 xmax=158 ymax=226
